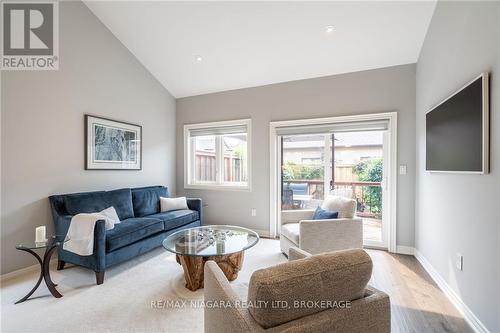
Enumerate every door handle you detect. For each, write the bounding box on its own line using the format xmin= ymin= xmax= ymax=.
xmin=381 ymin=177 xmax=388 ymax=191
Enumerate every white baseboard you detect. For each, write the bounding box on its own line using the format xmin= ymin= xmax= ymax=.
xmin=414 ymin=249 xmax=489 ymax=333
xmin=1 ymin=258 xmax=57 ymax=282
xmin=254 ymin=229 xmax=271 ymax=238
xmin=396 ymin=245 xmax=414 ymax=255
xmin=1 ymin=263 xmax=39 ymax=281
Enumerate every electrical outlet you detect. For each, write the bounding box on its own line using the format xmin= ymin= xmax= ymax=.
xmin=456 ymin=253 xmax=463 ymax=271
xmin=399 ymin=164 xmax=407 ymax=175
xmin=251 ymin=209 xmax=257 ymax=217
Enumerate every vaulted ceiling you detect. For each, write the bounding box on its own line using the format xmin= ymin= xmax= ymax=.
xmin=85 ymin=1 xmax=436 ymax=98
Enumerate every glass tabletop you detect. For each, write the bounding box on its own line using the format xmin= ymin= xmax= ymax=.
xmin=16 ymin=236 xmax=69 ymax=250
xmin=162 ymin=225 xmax=259 ymax=257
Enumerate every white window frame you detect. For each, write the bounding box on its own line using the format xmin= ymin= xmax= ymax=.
xmin=184 ymin=119 xmax=252 ymax=191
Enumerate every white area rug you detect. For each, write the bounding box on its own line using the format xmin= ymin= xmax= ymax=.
xmin=1 ymin=238 xmax=286 ymax=333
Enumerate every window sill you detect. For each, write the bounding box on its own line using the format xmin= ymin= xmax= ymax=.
xmin=184 ymin=183 xmax=251 ymax=192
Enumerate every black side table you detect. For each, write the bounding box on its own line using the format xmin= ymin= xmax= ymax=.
xmin=15 ymin=236 xmax=68 ymax=304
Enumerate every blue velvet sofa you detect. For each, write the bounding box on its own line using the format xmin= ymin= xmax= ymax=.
xmin=49 ymin=185 xmax=202 ymax=285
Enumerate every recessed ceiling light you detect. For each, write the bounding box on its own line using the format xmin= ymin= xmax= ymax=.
xmin=325 ymin=26 xmax=334 ymax=33
xmin=195 ymin=55 xmax=203 ymax=63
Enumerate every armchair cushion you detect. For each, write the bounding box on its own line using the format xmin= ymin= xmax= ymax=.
xmin=321 ymin=195 xmax=356 ymax=218
xmin=312 ymin=206 xmax=339 ymax=220
xmin=280 ymin=223 xmax=299 ymax=245
xmin=247 ymin=249 xmax=373 ymax=329
xmin=281 ymin=209 xmax=314 ymax=225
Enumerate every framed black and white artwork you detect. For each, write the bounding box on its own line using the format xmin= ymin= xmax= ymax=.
xmin=85 ymin=115 xmax=142 ymax=170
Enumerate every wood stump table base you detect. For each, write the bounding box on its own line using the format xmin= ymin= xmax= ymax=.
xmin=176 ymin=251 xmax=244 ymax=291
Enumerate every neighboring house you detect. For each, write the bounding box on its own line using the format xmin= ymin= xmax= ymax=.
xmin=283 ymin=132 xmax=383 ymax=182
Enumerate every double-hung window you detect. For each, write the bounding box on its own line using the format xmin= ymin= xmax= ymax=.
xmin=184 ymin=119 xmax=251 ymax=190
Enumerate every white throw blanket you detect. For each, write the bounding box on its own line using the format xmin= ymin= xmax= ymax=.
xmin=63 ymin=213 xmax=115 ymax=256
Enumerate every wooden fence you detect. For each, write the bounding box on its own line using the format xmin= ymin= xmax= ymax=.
xmin=195 ymin=151 xmax=245 ymax=182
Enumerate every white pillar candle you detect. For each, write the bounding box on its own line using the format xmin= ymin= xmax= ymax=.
xmin=35 ymin=226 xmax=46 ymax=243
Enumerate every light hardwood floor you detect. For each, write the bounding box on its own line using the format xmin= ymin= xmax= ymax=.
xmin=367 ymin=249 xmax=473 ymax=333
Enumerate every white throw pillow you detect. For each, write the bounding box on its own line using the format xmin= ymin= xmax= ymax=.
xmin=160 ymin=197 xmax=188 ymax=212
xmin=321 ymin=195 xmax=356 ymax=218
xmin=99 ymin=206 xmax=121 ymax=228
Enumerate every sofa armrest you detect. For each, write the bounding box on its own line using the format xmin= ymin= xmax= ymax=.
xmin=54 ymin=215 xmax=107 ymax=272
xmin=204 ymin=261 xmax=260 ymax=333
xmin=93 ymin=219 xmax=107 ymax=271
xmin=54 ymin=216 xmax=106 ymax=249
xmin=299 ymin=218 xmax=363 ymax=254
xmin=187 ymin=198 xmax=203 ymax=223
xmin=273 ymin=285 xmax=390 ymax=333
xmin=281 ymin=209 xmax=314 ymax=225
xmin=288 ymin=247 xmax=311 ymax=261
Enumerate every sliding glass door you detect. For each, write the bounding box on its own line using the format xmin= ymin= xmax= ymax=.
xmin=281 ymin=134 xmax=331 ymax=210
xmin=279 ymin=128 xmax=389 ymax=248
xmin=331 ymin=131 xmax=386 ymax=247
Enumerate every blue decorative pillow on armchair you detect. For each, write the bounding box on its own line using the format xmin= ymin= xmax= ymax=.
xmin=312 ymin=207 xmax=339 ymax=220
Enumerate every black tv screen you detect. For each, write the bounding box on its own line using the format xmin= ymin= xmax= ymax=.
xmin=426 ymin=73 xmax=489 ymax=173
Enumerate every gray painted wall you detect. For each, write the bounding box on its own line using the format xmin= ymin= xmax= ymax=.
xmin=415 ymin=1 xmax=500 ymax=331
xmin=1 ymin=2 xmax=176 ymax=274
xmin=177 ymin=64 xmax=416 ymax=247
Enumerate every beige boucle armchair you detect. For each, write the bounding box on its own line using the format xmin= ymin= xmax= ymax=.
xmin=280 ymin=195 xmax=363 ymax=256
xmin=204 ymin=247 xmax=390 ymax=333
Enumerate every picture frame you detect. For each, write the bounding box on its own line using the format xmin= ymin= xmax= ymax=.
xmin=85 ymin=115 xmax=142 ymax=170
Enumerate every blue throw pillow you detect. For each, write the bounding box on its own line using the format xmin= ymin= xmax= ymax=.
xmin=312 ymin=207 xmax=339 ymax=220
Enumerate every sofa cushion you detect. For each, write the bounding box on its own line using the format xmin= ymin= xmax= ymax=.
xmin=100 ymin=206 xmax=120 ymax=226
xmin=247 ymin=249 xmax=372 ymax=329
xmin=132 ymin=186 xmax=169 ymax=217
xmin=63 ymin=189 xmax=134 ymax=221
xmin=148 ymin=209 xmax=199 ymax=231
xmin=280 ymin=223 xmax=299 ymax=246
xmin=321 ymin=195 xmax=356 ymax=218
xmin=104 ymin=188 xmax=134 ymax=220
xmin=64 ymin=191 xmax=108 ymax=216
xmin=106 ymin=217 xmax=164 ymax=252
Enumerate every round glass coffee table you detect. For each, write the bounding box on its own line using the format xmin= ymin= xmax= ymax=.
xmin=163 ymin=225 xmax=259 ymax=291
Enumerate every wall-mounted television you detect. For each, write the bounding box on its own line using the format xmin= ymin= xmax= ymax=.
xmin=426 ymin=72 xmax=489 ymax=173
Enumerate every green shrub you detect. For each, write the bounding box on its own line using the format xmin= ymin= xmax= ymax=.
xmin=352 ymin=158 xmax=383 ymax=213
xmin=283 ymin=162 xmax=323 ymax=180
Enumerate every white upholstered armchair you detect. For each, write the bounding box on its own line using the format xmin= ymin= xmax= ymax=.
xmin=280 ymin=195 xmax=363 ymax=255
